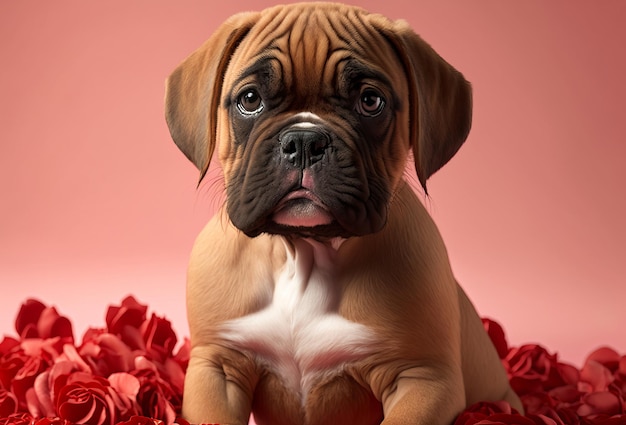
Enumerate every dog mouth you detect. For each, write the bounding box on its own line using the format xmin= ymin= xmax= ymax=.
xmin=271 ymin=189 xmax=334 ymax=228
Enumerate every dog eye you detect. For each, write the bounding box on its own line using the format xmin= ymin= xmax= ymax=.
xmin=356 ymin=88 xmax=385 ymax=117
xmin=237 ymin=89 xmax=264 ymax=115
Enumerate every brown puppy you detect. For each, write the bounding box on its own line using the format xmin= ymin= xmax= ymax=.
xmin=165 ymin=3 xmax=522 ymax=424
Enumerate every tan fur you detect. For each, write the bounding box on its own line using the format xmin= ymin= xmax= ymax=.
xmin=166 ymin=3 xmax=522 ymax=424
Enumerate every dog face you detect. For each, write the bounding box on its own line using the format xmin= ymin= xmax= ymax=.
xmin=219 ymin=9 xmax=411 ymax=238
xmin=165 ymin=3 xmax=472 ymax=238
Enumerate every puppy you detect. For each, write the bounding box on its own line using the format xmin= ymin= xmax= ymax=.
xmin=165 ymin=3 xmax=522 ymax=424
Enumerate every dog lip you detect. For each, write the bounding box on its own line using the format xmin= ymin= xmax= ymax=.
xmin=276 ymin=189 xmax=325 ymax=208
xmin=272 ymin=189 xmax=334 ymax=227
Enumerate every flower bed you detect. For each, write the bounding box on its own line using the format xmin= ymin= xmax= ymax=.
xmin=0 ymin=297 xmax=624 ymax=424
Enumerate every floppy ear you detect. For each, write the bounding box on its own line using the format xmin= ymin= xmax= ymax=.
xmin=165 ymin=12 xmax=259 ymax=180
xmin=378 ymin=19 xmax=472 ymax=191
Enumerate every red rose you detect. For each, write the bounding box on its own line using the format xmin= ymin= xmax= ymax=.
xmin=0 ymin=349 xmax=25 ymax=391
xmin=79 ymin=333 xmax=136 ymax=376
xmin=105 ymin=297 xmax=148 ymax=352
xmin=593 ymin=417 xmax=626 ymax=425
xmin=547 ymin=408 xmax=585 ymax=425
xmin=619 ymin=357 xmax=626 ymax=378
xmin=585 ymin=348 xmax=621 ymax=374
xmin=527 ymin=409 xmax=583 ymax=425
xmin=60 ymin=344 xmax=95 ymax=375
xmin=33 ymin=418 xmax=71 ymax=425
xmin=116 ymin=416 xmax=164 ymax=425
xmin=140 ymin=315 xmax=177 ymax=363
xmin=160 ymin=358 xmax=185 ymax=396
xmin=464 ymin=401 xmax=518 ymax=415
xmin=0 ymin=337 xmax=20 ymax=357
xmin=482 ymin=318 xmax=509 ymax=359
xmin=55 ymin=375 xmax=116 ymax=425
xmin=0 ymin=389 xmax=18 ymax=417
xmin=134 ymin=350 xmax=185 ymax=400
xmin=136 ymin=383 xmax=176 ymax=424
xmin=26 ymin=364 xmax=94 ymax=419
xmin=522 ymin=390 xmax=587 ymax=425
xmin=505 ymin=345 xmax=574 ymax=395
xmin=14 ymin=299 xmax=73 ymax=344
xmin=520 ymin=384 xmax=584 ymax=422
xmin=27 ymin=372 xmax=54 ymax=418
xmin=521 ymin=391 xmax=556 ymax=417
xmin=173 ymin=338 xmax=190 ymax=373
xmin=1 ymin=340 xmax=59 ymax=410
xmin=455 ymin=412 xmax=536 ymax=425
xmin=21 ymin=338 xmax=64 ymax=363
xmin=579 ymin=361 xmax=614 ymax=394
xmin=577 ymin=391 xmax=623 ymax=418
xmin=131 ymin=368 xmax=178 ymax=424
xmin=549 ymin=384 xmax=583 ymax=405
xmin=0 ymin=412 xmax=35 ymax=425
xmin=11 ymin=355 xmax=48 ymax=409
xmin=107 ymin=372 xmax=141 ymax=421
xmin=173 ymin=420 xmax=218 ymax=425
xmin=579 ymin=349 xmax=619 ymax=394
xmin=106 ymin=296 xmax=147 ymax=336
xmin=454 ymin=401 xmax=535 ymax=425
xmin=14 ymin=299 xmax=46 ymax=338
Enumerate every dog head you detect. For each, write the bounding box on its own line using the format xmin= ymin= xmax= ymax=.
xmin=165 ymin=3 xmax=471 ymax=239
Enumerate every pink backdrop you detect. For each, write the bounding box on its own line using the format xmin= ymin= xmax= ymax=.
xmin=1 ymin=1 xmax=624 ymax=368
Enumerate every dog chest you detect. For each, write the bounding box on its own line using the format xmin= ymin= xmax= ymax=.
xmin=219 ymin=238 xmax=378 ymax=401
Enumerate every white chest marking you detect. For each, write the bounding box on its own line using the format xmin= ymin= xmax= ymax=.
xmin=219 ymin=238 xmax=377 ymax=401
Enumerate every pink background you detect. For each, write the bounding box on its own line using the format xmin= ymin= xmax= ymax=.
xmin=1 ymin=1 xmax=624 ymax=368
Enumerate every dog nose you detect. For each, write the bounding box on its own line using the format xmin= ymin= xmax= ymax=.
xmin=279 ymin=129 xmax=329 ymax=168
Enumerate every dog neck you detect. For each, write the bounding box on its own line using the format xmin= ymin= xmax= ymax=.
xmin=282 ymin=236 xmax=345 ymax=269
xmin=219 ymin=235 xmax=376 ymax=404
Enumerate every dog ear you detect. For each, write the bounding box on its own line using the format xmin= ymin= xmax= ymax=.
xmin=377 ymin=19 xmax=472 ymax=192
xmin=165 ymin=12 xmax=259 ymax=180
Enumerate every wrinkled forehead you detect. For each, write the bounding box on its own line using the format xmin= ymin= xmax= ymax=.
xmin=224 ymin=4 xmax=406 ymax=97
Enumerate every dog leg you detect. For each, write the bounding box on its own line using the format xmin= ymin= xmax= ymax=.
xmin=182 ymin=345 xmax=256 ymax=425
xmin=380 ymin=367 xmax=465 ymax=425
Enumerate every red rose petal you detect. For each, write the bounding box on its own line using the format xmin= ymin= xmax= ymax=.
xmin=0 ymin=389 xmax=18 ymax=417
xmin=141 ymin=315 xmax=177 ymax=361
xmin=0 ymin=412 xmax=36 ymax=425
xmin=162 ymin=358 xmax=185 ymax=394
xmin=62 ymin=345 xmax=92 ymax=374
xmin=37 ymin=308 xmax=73 ymax=342
xmin=120 ymin=325 xmax=146 ymax=352
xmin=620 ymin=356 xmax=626 ymax=377
xmin=593 ymin=418 xmax=626 ymax=425
xmin=28 ymin=372 xmax=54 ymax=418
xmin=528 ymin=413 xmax=560 ymax=425
xmin=106 ymin=296 xmax=148 ymax=335
xmin=117 ymin=416 xmax=164 ymax=425
xmin=577 ymin=391 xmax=621 ymax=417
xmin=0 ymin=337 xmax=20 ymax=357
xmin=548 ymin=384 xmax=581 ymax=404
xmin=15 ymin=299 xmax=46 ymax=338
xmin=173 ymin=338 xmax=190 ymax=370
xmin=108 ymin=373 xmax=140 ymax=400
xmin=50 ymin=317 xmax=74 ymax=342
xmin=57 ymin=387 xmax=97 ymax=423
xmin=482 ymin=318 xmax=509 ymax=359
xmin=579 ymin=360 xmax=614 ymax=393
xmin=102 ymin=334 xmax=136 ymax=372
xmin=12 ymin=356 xmax=47 ymax=404
xmin=555 ymin=363 xmax=580 ymax=387
xmin=34 ymin=418 xmax=72 ymax=425
xmin=585 ymin=347 xmax=621 ymax=373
